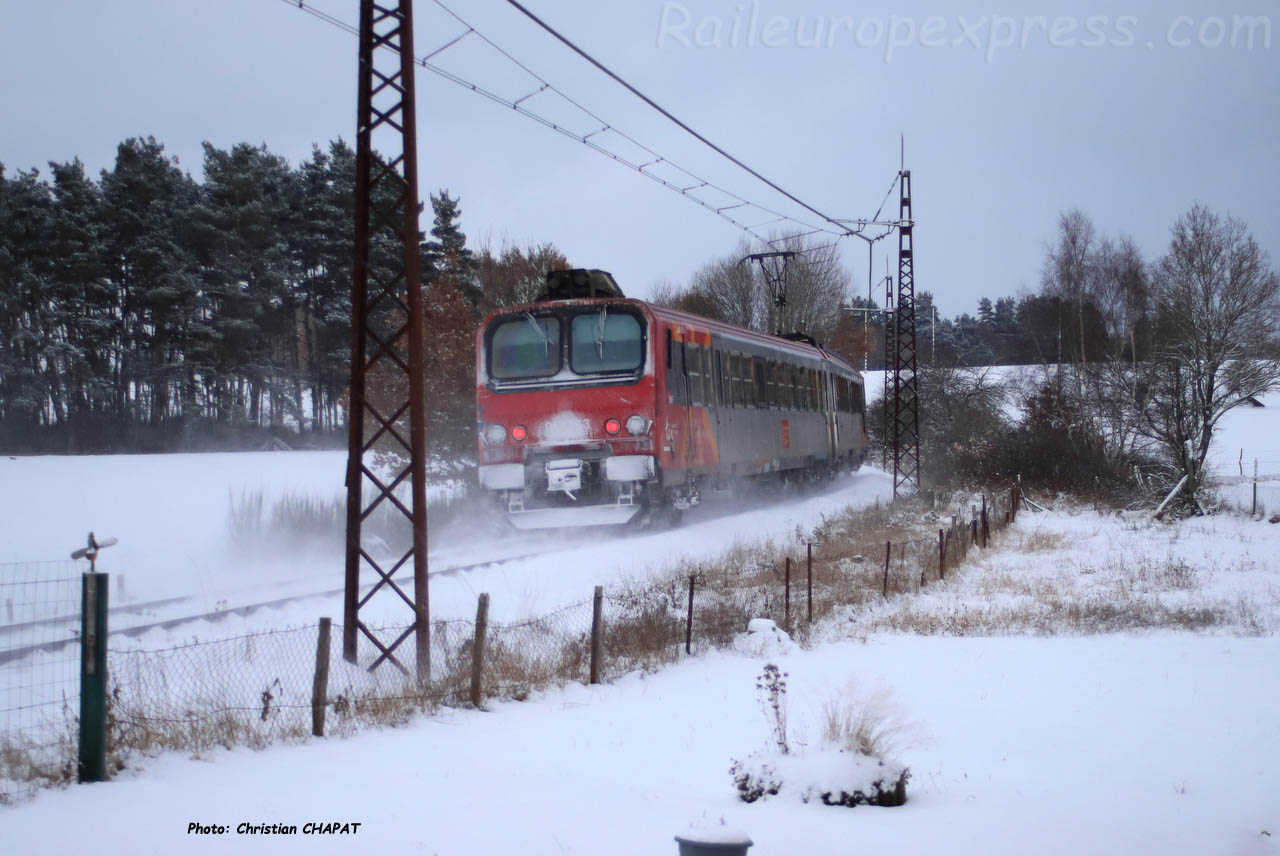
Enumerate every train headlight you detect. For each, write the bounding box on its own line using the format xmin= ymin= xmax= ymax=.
xmin=604 ymin=418 xmax=622 ymax=435
xmin=511 ymin=425 xmax=528 ymax=441
xmin=483 ymin=423 xmax=507 ymax=445
xmin=625 ymin=415 xmax=649 ymax=436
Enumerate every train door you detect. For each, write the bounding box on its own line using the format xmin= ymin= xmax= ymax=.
xmin=679 ymin=339 xmax=695 ymax=474
xmin=823 ymin=367 xmax=838 ymax=459
xmin=664 ymin=328 xmax=698 ymax=502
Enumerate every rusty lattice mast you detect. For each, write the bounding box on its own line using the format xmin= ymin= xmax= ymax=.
xmin=344 ymin=0 xmax=430 ymax=678
xmin=892 ymin=169 xmax=920 ymax=496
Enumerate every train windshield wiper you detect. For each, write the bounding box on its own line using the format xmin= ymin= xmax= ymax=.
xmin=524 ymin=311 xmax=554 ymax=357
xmin=595 ymin=307 xmax=607 ymax=359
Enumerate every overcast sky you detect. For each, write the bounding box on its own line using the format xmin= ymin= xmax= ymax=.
xmin=1 ymin=0 xmax=1276 ymax=316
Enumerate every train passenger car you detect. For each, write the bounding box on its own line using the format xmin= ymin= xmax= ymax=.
xmin=475 ymin=269 xmax=867 ymax=529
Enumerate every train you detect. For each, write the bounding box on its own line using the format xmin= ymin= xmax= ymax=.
xmin=475 ymin=269 xmax=868 ymax=529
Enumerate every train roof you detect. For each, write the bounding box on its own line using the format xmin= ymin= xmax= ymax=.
xmin=482 ymin=295 xmax=863 ymax=380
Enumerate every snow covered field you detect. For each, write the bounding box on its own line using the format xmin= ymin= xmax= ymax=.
xmin=4 ymin=498 xmax=1279 ymax=856
xmin=3 ymin=399 xmax=1280 ymax=854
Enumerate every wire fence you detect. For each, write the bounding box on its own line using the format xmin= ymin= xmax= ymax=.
xmin=1 ymin=486 xmax=1021 ymax=805
xmin=0 ymin=560 xmax=84 ymax=804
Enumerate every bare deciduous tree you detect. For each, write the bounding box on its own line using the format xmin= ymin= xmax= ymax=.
xmin=476 ymin=239 xmax=568 ymax=310
xmin=1138 ymin=204 xmax=1280 ymax=512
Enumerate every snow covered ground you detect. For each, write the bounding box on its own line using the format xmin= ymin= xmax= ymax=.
xmin=5 ymin=606 xmax=1278 ymax=855
xmin=3 ymin=396 xmax=1280 ymax=854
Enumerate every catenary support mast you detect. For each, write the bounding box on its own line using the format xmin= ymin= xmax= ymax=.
xmin=892 ymin=170 xmax=920 ymax=496
xmin=344 ymin=0 xmax=431 ymax=679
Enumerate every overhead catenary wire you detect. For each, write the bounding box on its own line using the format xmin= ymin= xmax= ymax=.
xmin=280 ymin=0 xmax=849 ymax=249
xmin=501 ymin=0 xmax=862 ymax=239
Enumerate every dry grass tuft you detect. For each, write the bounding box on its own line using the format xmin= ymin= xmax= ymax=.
xmin=820 ymin=684 xmax=918 ymax=760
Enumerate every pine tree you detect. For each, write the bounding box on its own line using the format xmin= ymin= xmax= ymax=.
xmin=47 ymin=159 xmax=114 ymax=448
xmin=100 ymin=137 xmax=202 ymax=435
xmin=422 ymin=190 xmax=481 ymax=305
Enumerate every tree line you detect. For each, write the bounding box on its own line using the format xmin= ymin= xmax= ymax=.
xmin=0 ymin=137 xmax=564 ymax=454
xmin=5 ymin=136 xmax=1276 ymax=512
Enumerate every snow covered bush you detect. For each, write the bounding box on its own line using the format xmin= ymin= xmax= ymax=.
xmin=730 ymin=662 xmax=911 ymax=808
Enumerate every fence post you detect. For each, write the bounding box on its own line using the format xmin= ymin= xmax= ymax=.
xmin=942 ymin=530 xmax=951 ymax=579
xmin=938 ymin=529 xmax=945 ymax=580
xmin=590 ymin=586 xmax=603 ymax=684
xmin=312 ymin=617 xmax=331 ymax=737
xmin=684 ymin=575 xmax=695 ymax=655
xmin=882 ymin=540 xmax=891 ymax=598
xmin=78 ymin=572 xmax=108 ymax=783
xmin=806 ymin=543 xmax=813 ymax=623
xmin=784 ymin=558 xmax=791 ymax=627
xmin=470 ymin=593 xmax=489 ymax=708
xmin=1253 ymin=459 xmax=1258 ymax=517
xmin=981 ymin=495 xmax=989 ymax=547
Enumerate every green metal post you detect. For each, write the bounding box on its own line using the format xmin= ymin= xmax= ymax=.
xmin=79 ymin=572 xmax=109 ymax=783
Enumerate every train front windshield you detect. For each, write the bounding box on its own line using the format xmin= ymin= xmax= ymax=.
xmin=488 ymin=307 xmax=645 ymax=383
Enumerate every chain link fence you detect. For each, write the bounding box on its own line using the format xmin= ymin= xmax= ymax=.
xmin=0 ymin=561 xmax=84 ymax=804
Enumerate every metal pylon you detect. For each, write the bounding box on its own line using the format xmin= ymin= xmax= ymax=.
xmin=344 ymin=0 xmax=430 ymax=679
xmin=892 ymin=170 xmax=920 ymax=496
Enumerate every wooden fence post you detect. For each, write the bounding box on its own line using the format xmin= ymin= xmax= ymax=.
xmin=685 ymin=575 xmax=695 ymax=655
xmin=981 ymin=495 xmax=989 ymax=547
xmin=590 ymin=586 xmax=603 ymax=684
xmin=470 ymin=593 xmax=489 ymax=708
xmin=882 ymin=540 xmax=891 ymax=598
xmin=806 ymin=543 xmax=813 ymax=623
xmin=784 ymin=558 xmax=791 ymax=627
xmin=312 ymin=617 xmax=331 ymax=737
xmin=938 ymin=529 xmax=945 ymax=580
xmin=942 ymin=530 xmax=951 ymax=579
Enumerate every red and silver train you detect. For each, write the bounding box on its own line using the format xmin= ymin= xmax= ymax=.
xmin=475 ymin=269 xmax=867 ymax=529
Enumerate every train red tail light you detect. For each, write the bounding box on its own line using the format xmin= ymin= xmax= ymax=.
xmin=604 ymin=418 xmax=621 ymax=435
xmin=511 ymin=425 xmax=528 ymax=441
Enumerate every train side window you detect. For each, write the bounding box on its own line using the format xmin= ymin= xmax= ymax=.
xmin=716 ymin=348 xmax=727 ymax=406
xmin=730 ymin=353 xmax=742 ymax=408
xmin=669 ymin=339 xmax=685 ymax=406
xmin=730 ymin=353 xmax=741 ymax=408
xmin=727 ymin=353 xmax=737 ymax=409
xmin=687 ymin=344 xmax=703 ymax=407
xmin=721 ymin=352 xmax=731 ymax=408
xmin=706 ymin=342 xmax=716 ymax=404
xmin=743 ymin=355 xmax=754 ymax=408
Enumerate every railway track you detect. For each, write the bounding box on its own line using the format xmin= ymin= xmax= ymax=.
xmin=0 ymin=547 xmax=557 ymax=667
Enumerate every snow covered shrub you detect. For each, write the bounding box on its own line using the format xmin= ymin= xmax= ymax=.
xmin=729 ymin=756 xmax=782 ymax=803
xmin=729 ymin=668 xmax=912 ymax=808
